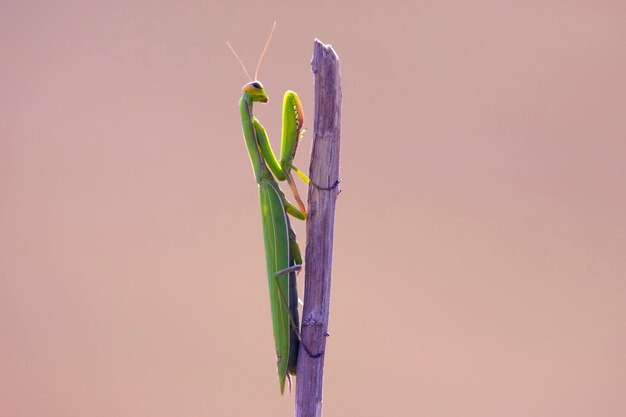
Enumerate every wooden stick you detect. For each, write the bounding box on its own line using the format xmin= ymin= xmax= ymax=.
xmin=295 ymin=39 xmax=341 ymax=417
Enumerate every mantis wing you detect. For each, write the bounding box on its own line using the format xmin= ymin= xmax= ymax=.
xmin=259 ymin=181 xmax=291 ymax=394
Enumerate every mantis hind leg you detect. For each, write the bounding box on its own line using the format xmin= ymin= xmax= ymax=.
xmin=273 ymin=268 xmax=324 ymax=366
xmin=274 ymin=226 xmax=324 ymax=365
xmin=273 ymin=259 xmax=301 ymax=375
xmin=287 ymin=261 xmax=300 ymax=375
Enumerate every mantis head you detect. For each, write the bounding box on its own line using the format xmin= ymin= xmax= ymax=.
xmin=227 ymin=22 xmax=276 ymax=105
xmin=243 ymin=81 xmax=268 ymax=103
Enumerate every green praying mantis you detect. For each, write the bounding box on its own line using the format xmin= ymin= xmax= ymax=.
xmin=227 ymin=23 xmax=328 ymax=394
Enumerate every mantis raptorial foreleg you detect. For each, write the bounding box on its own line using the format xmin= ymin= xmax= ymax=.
xmin=255 ymin=117 xmax=340 ymax=195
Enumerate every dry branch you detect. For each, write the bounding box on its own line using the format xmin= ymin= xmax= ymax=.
xmin=295 ymin=39 xmax=341 ymax=417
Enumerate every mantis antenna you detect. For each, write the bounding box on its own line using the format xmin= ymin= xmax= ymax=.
xmin=255 ymin=21 xmax=277 ymax=81
xmin=225 ymin=41 xmax=252 ymax=82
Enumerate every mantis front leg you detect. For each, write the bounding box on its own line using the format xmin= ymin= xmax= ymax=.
xmin=253 ymin=91 xmax=308 ymax=216
xmin=254 ymin=112 xmax=340 ymax=200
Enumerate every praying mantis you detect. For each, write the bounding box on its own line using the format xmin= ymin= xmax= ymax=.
xmin=227 ymin=23 xmax=315 ymax=394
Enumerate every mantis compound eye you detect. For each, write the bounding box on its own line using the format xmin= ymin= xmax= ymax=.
xmin=252 ymin=82 xmax=262 ymax=89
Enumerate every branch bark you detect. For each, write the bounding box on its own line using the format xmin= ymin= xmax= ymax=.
xmin=295 ymin=39 xmax=341 ymax=417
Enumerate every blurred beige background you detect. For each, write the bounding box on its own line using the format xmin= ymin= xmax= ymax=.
xmin=1 ymin=1 xmax=625 ymax=416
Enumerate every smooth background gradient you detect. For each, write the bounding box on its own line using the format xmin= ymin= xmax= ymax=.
xmin=2 ymin=1 xmax=625 ymax=416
